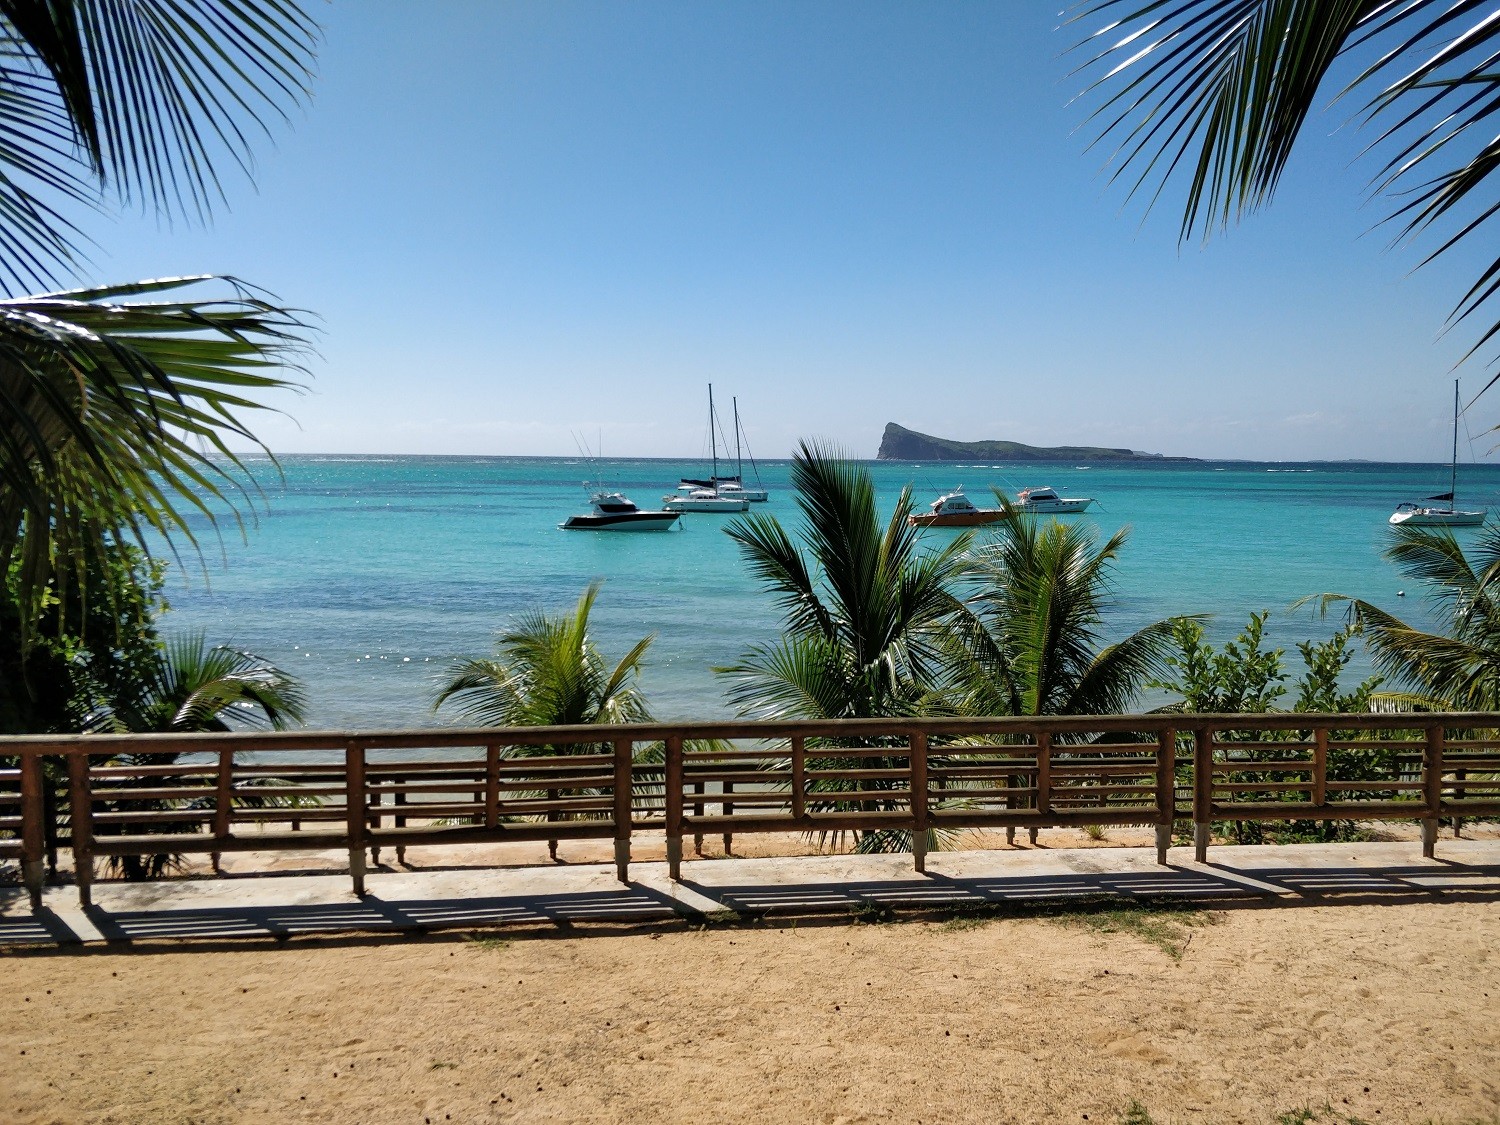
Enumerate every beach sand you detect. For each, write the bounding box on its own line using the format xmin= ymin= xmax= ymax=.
xmin=2 ymin=895 xmax=1497 ymax=1124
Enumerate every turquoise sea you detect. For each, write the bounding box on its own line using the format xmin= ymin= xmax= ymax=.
xmin=163 ymin=456 xmax=1499 ymax=729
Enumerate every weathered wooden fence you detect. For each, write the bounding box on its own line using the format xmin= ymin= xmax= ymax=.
xmin=2 ymin=713 xmax=1498 ymax=912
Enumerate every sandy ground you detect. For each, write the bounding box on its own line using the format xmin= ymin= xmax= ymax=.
xmin=1 ymin=897 xmax=1497 ymax=1125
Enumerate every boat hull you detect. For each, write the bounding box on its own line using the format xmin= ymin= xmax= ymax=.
xmin=560 ymin=512 xmax=681 ymax=531
xmin=908 ymin=509 xmax=1009 ymax=528
xmin=1020 ymin=499 xmax=1093 ymax=514
xmin=1388 ymin=507 xmax=1486 ymax=527
xmin=663 ymin=498 xmax=750 ymax=513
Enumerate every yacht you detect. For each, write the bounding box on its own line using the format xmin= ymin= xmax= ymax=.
xmin=677 ymin=387 xmax=770 ymax=501
xmin=664 ymin=487 xmax=750 ymax=513
xmin=1016 ymin=486 xmax=1094 ymax=514
xmin=1390 ymin=380 xmax=1487 ymax=527
xmin=561 ymin=492 xmax=681 ymax=531
xmin=907 ymin=487 xmax=1009 ymax=528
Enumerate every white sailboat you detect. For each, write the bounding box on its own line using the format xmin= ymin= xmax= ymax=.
xmin=1390 ymin=380 xmax=1487 ymax=527
xmin=665 ymin=384 xmax=750 ymax=513
xmin=675 ymin=389 xmax=769 ymax=502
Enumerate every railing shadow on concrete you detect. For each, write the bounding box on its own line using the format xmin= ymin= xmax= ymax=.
xmin=3 ymin=848 xmax=1497 ymax=949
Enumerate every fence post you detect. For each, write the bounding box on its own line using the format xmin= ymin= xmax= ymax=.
xmin=791 ymin=736 xmax=806 ymax=823
xmin=722 ymin=779 xmax=734 ymax=856
xmin=1155 ymin=730 xmax=1174 ymax=866
xmin=665 ymin=735 xmax=684 ymax=881
xmin=211 ymin=746 xmax=233 ymax=875
xmin=346 ymin=741 xmax=368 ymax=896
xmin=20 ymin=753 xmax=46 ymax=913
xmin=485 ymin=743 xmax=501 ymax=829
xmin=910 ymin=731 xmax=929 ymax=874
xmin=394 ymin=775 xmax=408 ymax=865
xmin=1036 ymin=734 xmax=1051 ymax=848
xmin=1422 ymin=723 xmax=1443 ymax=859
xmin=1312 ymin=727 xmax=1328 ymax=808
xmin=1192 ymin=727 xmax=1213 ymax=863
xmin=66 ymin=751 xmax=93 ymax=909
xmin=613 ymin=738 xmax=633 ymax=883
xmin=693 ymin=780 xmax=705 ymax=855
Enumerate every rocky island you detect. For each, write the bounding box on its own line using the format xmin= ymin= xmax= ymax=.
xmin=876 ymin=423 xmax=1193 ymax=462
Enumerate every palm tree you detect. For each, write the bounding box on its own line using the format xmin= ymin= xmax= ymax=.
xmin=718 ymin=440 xmax=972 ymax=722
xmin=434 ymin=582 xmax=655 ymax=860
xmin=435 ymin=581 xmax=655 ymax=730
xmin=0 ymin=3 xmax=318 ymax=619
xmin=1073 ymin=2 xmax=1500 ymax=394
xmin=941 ymin=501 xmax=1181 ymax=844
xmin=718 ymin=441 xmax=972 ymax=853
xmin=1316 ymin=522 xmax=1500 ymax=710
xmin=100 ymin=632 xmax=305 ymax=735
xmin=944 ymin=498 xmax=1184 ymax=718
xmin=90 ymin=632 xmax=305 ymax=880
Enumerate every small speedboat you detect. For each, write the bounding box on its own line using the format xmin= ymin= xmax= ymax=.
xmin=664 ymin=487 xmax=750 ymax=513
xmin=561 ymin=492 xmax=680 ymax=531
xmin=1016 ymin=486 xmax=1093 ymax=514
xmin=907 ymin=487 xmax=1008 ymax=528
xmin=1389 ymin=501 xmax=1486 ymax=527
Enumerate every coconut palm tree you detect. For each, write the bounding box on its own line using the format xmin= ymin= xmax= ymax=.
xmin=89 ymin=632 xmax=305 ymax=880
xmin=718 ymin=441 xmax=973 ymax=853
xmin=435 ymin=581 xmax=655 ymax=731
xmin=718 ymin=440 xmax=972 ymax=722
xmin=0 ymin=2 xmax=318 ymax=619
xmin=1315 ymin=522 xmax=1500 ymax=710
xmin=1073 ymin=2 xmax=1500 ymax=394
xmin=99 ymin=632 xmax=305 ymax=735
xmin=435 ymin=582 xmax=656 ymax=860
xmin=943 ymin=498 xmax=1183 ymax=718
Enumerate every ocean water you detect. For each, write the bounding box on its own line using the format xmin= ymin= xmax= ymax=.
xmin=162 ymin=455 xmax=1497 ymax=728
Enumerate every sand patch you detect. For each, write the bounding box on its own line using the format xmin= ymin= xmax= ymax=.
xmin=1 ymin=899 xmax=1496 ymax=1124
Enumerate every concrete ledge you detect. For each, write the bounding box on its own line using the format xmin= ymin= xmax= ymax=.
xmin=3 ymin=839 xmax=1498 ymax=948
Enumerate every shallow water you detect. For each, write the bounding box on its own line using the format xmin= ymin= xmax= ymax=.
xmin=163 ymin=455 xmax=1494 ymax=727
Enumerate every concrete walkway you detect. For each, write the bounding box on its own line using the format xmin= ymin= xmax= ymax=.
xmin=3 ymin=839 xmax=1498 ymax=947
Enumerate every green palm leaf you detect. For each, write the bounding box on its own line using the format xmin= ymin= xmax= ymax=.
xmin=0 ymin=0 xmax=318 ymax=290
xmin=1074 ymin=0 xmax=1500 ymax=391
xmin=1 ymin=275 xmax=310 ymax=621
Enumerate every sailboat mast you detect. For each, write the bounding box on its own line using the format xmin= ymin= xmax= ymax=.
xmin=709 ymin=382 xmax=718 ymax=482
xmin=733 ymin=396 xmax=743 ymax=480
xmin=1452 ymin=378 xmax=1461 ymax=504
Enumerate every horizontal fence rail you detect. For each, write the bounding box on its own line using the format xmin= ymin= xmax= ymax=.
xmin=2 ymin=713 xmax=1498 ymax=912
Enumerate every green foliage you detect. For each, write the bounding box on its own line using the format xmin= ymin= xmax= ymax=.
xmin=1150 ymin=612 xmax=1286 ymax=715
xmin=718 ymin=442 xmax=972 ymax=854
xmin=1317 ymin=523 xmax=1500 ymax=710
xmin=1119 ymin=1100 xmax=1158 ymax=1125
xmin=0 ymin=3 xmax=318 ymax=622
xmin=1 ymin=536 xmax=165 ymax=733
xmin=945 ymin=499 xmax=1182 ymax=717
xmin=1155 ymin=612 xmax=1390 ymax=843
xmin=1074 ymin=2 xmax=1500 ymax=390
xmin=434 ymin=580 xmax=655 ymax=738
xmin=718 ymin=439 xmax=970 ymax=722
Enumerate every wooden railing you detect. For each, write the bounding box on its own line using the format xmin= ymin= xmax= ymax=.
xmin=2 ymin=713 xmax=1498 ymax=912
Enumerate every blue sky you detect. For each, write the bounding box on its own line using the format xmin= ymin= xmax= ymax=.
xmin=68 ymin=1 xmax=1496 ymax=462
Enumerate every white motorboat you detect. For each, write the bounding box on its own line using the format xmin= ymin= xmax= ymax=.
xmin=1390 ymin=380 xmax=1487 ymax=527
xmin=677 ymin=387 xmax=770 ymax=502
xmin=561 ymin=492 xmax=680 ymax=531
xmin=1016 ymin=486 xmax=1094 ymax=514
xmin=907 ymin=487 xmax=1008 ymax=528
xmin=664 ymin=487 xmax=749 ymax=513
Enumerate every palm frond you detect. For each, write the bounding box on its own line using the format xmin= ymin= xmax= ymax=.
xmin=1073 ymin=0 xmax=1500 ymax=395
xmin=0 ymin=0 xmax=319 ymax=289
